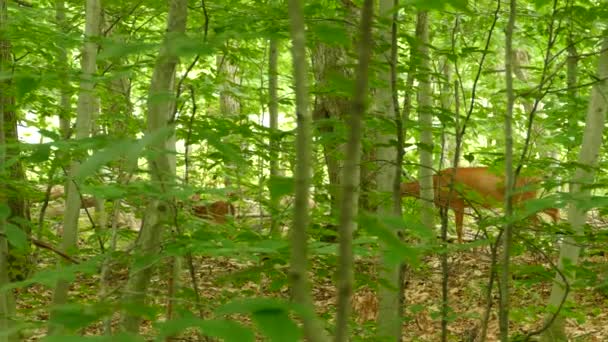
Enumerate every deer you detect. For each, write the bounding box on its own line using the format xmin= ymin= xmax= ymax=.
xmin=401 ymin=167 xmax=559 ymax=243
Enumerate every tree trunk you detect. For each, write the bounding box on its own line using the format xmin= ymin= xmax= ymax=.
xmin=335 ymin=0 xmax=374 ymax=340
xmin=286 ymin=1 xmax=331 ymax=341
xmin=311 ymin=43 xmax=351 ymax=218
xmin=56 ymin=0 xmax=72 ymax=140
xmin=98 ymin=13 xmax=135 ymax=334
xmin=416 ymin=10 xmax=435 ymax=251
xmin=49 ymin=0 xmax=101 ymax=334
xmin=217 ymin=49 xmax=241 ymax=188
xmin=0 ymin=0 xmax=17 ymax=338
xmin=439 ymin=58 xmax=452 ymax=169
xmin=415 ymin=10 xmax=440 ymax=339
xmin=268 ymin=38 xmax=281 ymax=236
xmin=376 ymin=0 xmax=400 ymax=340
xmin=541 ymin=35 xmax=608 ymax=342
xmin=120 ymin=0 xmax=187 ymax=333
xmin=499 ymin=1 xmax=516 ymax=340
xmin=565 ymin=34 xmax=579 ymax=156
xmin=1 ymin=0 xmax=30 ymax=284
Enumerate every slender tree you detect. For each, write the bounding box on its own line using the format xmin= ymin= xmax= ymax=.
xmin=541 ymin=35 xmax=608 ymax=342
xmin=120 ymin=0 xmax=187 ymax=332
xmin=286 ymin=0 xmax=330 ymax=341
xmin=268 ymin=38 xmax=281 ymax=236
xmin=49 ymin=0 xmax=101 ymax=334
xmin=376 ymin=0 xmax=401 ymax=339
xmin=310 ymin=3 xmax=356 ymax=219
xmin=335 ymin=0 xmax=374 ymax=340
xmin=2 ymin=0 xmax=29 ymax=282
xmin=0 ymin=2 xmax=16 ymax=338
xmin=499 ymin=0 xmax=516 ymax=340
xmin=415 ymin=10 xmax=435 ymax=251
xmin=217 ymin=47 xmax=241 ymax=188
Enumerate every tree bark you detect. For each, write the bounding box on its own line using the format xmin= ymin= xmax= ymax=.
xmin=1 ymin=0 xmax=29 ymax=283
xmin=541 ymin=35 xmax=608 ymax=342
xmin=0 ymin=0 xmax=17 ymax=337
xmin=286 ymin=0 xmax=330 ymax=341
xmin=217 ymin=48 xmax=241 ymax=188
xmin=311 ymin=43 xmax=351 ymax=218
xmin=376 ymin=0 xmax=400 ymax=340
xmin=415 ymin=10 xmax=440 ymax=339
xmin=49 ymin=0 xmax=101 ymax=334
xmin=439 ymin=58 xmax=452 ymax=169
xmin=120 ymin=0 xmax=187 ymax=333
xmin=268 ymin=38 xmax=281 ymax=236
xmin=335 ymin=0 xmax=373 ymax=340
xmin=499 ymin=0 xmax=516 ymax=340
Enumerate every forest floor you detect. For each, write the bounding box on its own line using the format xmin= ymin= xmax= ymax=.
xmin=17 ymin=241 xmax=608 ymax=341
xmin=15 ymin=206 xmax=608 ymax=341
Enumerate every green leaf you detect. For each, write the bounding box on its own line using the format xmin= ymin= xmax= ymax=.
xmin=0 ymin=204 xmax=10 ymax=220
xmin=48 ymin=303 xmax=109 ymax=331
xmin=403 ymin=0 xmax=444 ymax=10
xmin=522 ymin=195 xmax=563 ymax=217
xmin=5 ymin=223 xmax=28 ymax=250
xmin=198 ymin=319 xmax=255 ymax=342
xmin=446 ymin=0 xmax=472 ymax=13
xmin=30 ymin=143 xmax=52 ymax=163
xmin=215 ymin=298 xmax=305 ymax=340
xmin=43 ymin=333 xmax=143 ymax=342
xmin=267 ymin=176 xmax=294 ymax=201
xmin=533 ymin=0 xmax=552 ymax=9
xmin=216 ymin=298 xmax=298 ymax=317
xmin=77 ymin=128 xmax=170 ymax=180
xmin=311 ymin=23 xmax=350 ymax=46
xmin=97 ymin=41 xmax=156 ymax=61
xmin=359 ymin=213 xmax=428 ymax=265
xmin=1 ymin=259 xmax=99 ymax=291
xmin=252 ymin=309 xmax=302 ymax=342
xmin=464 ymin=153 xmax=475 ymax=163
xmin=404 ymin=0 xmax=472 ymax=13
xmin=76 ymin=142 xmax=129 ymax=180
xmin=15 ymin=74 xmax=40 ymax=98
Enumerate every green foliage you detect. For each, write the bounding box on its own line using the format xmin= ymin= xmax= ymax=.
xmin=1 ymin=0 xmax=606 ymax=339
xmin=156 ymin=316 xmax=254 ymax=342
xmin=43 ymin=334 xmax=144 ymax=342
xmin=4 ymin=223 xmax=28 ymax=250
xmin=267 ymin=175 xmax=295 ymax=201
xmin=48 ymin=303 xmax=113 ymax=332
xmin=217 ymin=298 xmax=303 ymax=341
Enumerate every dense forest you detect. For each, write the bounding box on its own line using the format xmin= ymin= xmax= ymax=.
xmin=0 ymin=0 xmax=607 ymax=341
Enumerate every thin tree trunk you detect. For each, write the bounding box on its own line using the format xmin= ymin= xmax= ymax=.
xmin=393 ymin=7 xmax=417 ymax=326
xmin=217 ymin=49 xmax=241 ymax=188
xmin=415 ymin=9 xmax=440 ymax=339
xmin=120 ymin=0 xmax=187 ymax=333
xmin=268 ymin=38 xmax=281 ymax=236
xmin=311 ymin=43 xmax=351 ymax=218
xmin=376 ymin=0 xmax=400 ymax=340
xmin=1 ymin=0 xmax=29 ymax=282
xmin=56 ymin=0 xmax=71 ymax=141
xmin=286 ymin=1 xmax=330 ymax=341
xmin=439 ymin=58 xmax=452 ymax=169
xmin=0 ymin=1 xmax=16 ymax=338
xmin=540 ymin=36 xmax=608 ymax=342
xmin=499 ymin=0 xmax=516 ymax=340
xmin=334 ymin=0 xmax=374 ymax=340
xmin=49 ymin=0 xmax=101 ymax=334
xmin=565 ymin=34 xmax=578 ymax=157
xmin=416 ymin=10 xmax=434 ymax=233
xmin=98 ymin=13 xmax=136 ymax=334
